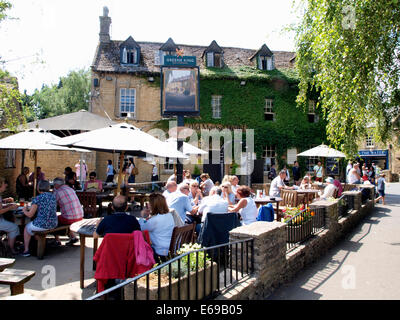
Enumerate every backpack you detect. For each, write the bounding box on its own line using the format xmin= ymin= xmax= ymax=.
xmin=131 ymin=167 xmax=139 ymax=176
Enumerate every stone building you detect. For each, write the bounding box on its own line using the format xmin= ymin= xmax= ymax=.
xmin=90 ymin=7 xmax=328 ymax=184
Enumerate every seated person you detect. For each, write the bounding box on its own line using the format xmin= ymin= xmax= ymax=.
xmin=221 ymin=182 xmax=236 ymax=205
xmin=167 ymin=183 xmax=198 ymax=223
xmin=64 ymin=167 xmax=81 ymax=190
xmin=316 ymin=177 xmax=338 ymax=200
xmin=53 ymin=177 xmax=83 ymax=245
xmin=299 ymin=176 xmax=312 ymax=190
xmin=84 ymin=171 xmax=104 ymax=192
xmin=93 ymin=195 xmax=140 ymax=238
xmin=199 ymin=173 xmax=214 ymax=196
xmin=229 ymin=186 xmax=258 ymax=225
xmin=332 ymin=177 xmax=343 ymax=197
xmin=21 ymin=180 xmax=58 ymax=257
xmin=228 ymin=175 xmax=240 ymax=196
xmin=28 ymin=167 xmax=45 ymax=184
xmin=139 ymin=193 xmax=175 ymax=263
xmin=162 ymin=181 xmax=177 ymax=202
xmin=269 ymin=170 xmax=293 ymax=197
xmin=16 ymin=167 xmax=32 ymax=200
xmin=0 ymin=177 xmax=19 ymax=255
xmin=198 ymin=186 xmax=229 ymax=224
xmin=188 ymin=180 xmax=203 ymax=206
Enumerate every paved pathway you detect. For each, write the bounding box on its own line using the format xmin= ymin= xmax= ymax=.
xmin=268 ymin=182 xmax=400 ymax=300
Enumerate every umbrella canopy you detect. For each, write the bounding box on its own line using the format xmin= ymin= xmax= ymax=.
xmin=0 ymin=128 xmax=90 ymax=152
xmin=297 ymin=144 xmax=346 ymax=158
xmin=51 ymin=123 xmax=187 ymax=159
xmin=165 ymin=138 xmax=207 ymax=155
xmin=5 ymin=110 xmax=116 ymax=133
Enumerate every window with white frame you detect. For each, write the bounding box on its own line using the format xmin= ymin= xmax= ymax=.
xmin=307 ymin=100 xmax=319 ymax=123
xmin=264 ymin=98 xmax=274 ymax=121
xmin=119 ymin=88 xmax=136 ymax=118
xmin=163 ymin=157 xmax=174 ymax=171
xmin=366 ymin=135 xmax=374 ymax=147
xmin=211 ymin=95 xmax=222 ymax=119
xmin=5 ymin=149 xmax=15 ymax=168
xmin=263 ymin=145 xmax=276 ymax=172
xmin=206 ymin=52 xmax=223 ymax=68
xmin=258 ymin=56 xmax=274 ymax=70
xmin=306 ymin=155 xmax=319 ymax=172
xmin=121 ymin=47 xmax=138 ymax=65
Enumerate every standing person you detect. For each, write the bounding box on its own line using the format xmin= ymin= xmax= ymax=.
xmin=292 ymin=161 xmax=301 ymax=186
xmin=21 ymin=180 xmax=58 ymax=257
xmin=283 ymin=165 xmax=290 ymax=185
xmin=268 ymin=164 xmax=277 ymax=182
xmin=16 ymin=167 xmax=32 ymax=200
xmin=151 ymin=162 xmax=159 ymax=191
xmin=75 ymin=160 xmax=88 ymax=184
xmin=28 ymin=167 xmax=45 ymax=184
xmin=127 ymin=158 xmax=137 ymax=184
xmin=139 ymin=193 xmax=175 ymax=263
xmin=53 ymin=178 xmax=83 ymax=245
xmin=346 ymin=161 xmax=353 ymax=183
xmin=369 ymin=163 xmax=376 ymax=184
xmin=313 ymin=161 xmax=324 ymax=182
xmin=106 ymin=160 xmax=114 ymax=183
xmin=228 ymin=186 xmax=257 ymax=225
xmin=375 ymin=174 xmax=386 ymax=205
xmin=200 ymin=173 xmax=214 ymax=196
xmin=0 ymin=177 xmax=19 ymax=255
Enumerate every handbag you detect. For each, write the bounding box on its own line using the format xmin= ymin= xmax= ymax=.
xmin=131 ymin=167 xmax=139 ymax=176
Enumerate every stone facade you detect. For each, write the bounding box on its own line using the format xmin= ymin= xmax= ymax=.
xmin=217 ymin=188 xmax=375 ymax=299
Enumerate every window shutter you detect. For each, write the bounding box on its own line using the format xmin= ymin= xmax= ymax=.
xmin=267 ymin=57 xmax=272 ymax=70
xmin=207 ymin=52 xmax=214 ymax=67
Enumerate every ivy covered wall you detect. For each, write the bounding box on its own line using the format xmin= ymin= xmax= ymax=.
xmin=153 ymin=66 xmax=327 ymax=172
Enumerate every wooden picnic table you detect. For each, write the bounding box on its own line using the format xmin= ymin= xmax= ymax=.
xmin=0 ymin=258 xmax=15 ymax=272
xmin=294 ymin=189 xmax=320 ymax=205
xmin=70 ymin=218 xmax=102 ymax=289
xmin=254 ymin=196 xmax=283 ymax=221
xmin=128 ymin=191 xmax=151 ymax=209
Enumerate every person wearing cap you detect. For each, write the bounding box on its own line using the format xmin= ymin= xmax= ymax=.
xmin=317 ymin=177 xmax=338 ymax=200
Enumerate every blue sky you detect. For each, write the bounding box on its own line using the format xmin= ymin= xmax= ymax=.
xmin=0 ymin=0 xmax=302 ymax=94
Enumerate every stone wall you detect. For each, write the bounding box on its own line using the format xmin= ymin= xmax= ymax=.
xmin=218 ymin=187 xmax=375 ymax=300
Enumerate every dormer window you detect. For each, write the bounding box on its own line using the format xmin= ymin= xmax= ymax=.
xmin=159 ymin=38 xmax=179 ymax=65
xmin=120 ymin=36 xmax=140 ymax=66
xmin=204 ymin=40 xmax=224 ymax=68
xmin=249 ymin=44 xmax=275 ymax=71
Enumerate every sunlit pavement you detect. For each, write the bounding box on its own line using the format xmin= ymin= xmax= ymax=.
xmin=268 ymin=182 xmax=400 ymax=300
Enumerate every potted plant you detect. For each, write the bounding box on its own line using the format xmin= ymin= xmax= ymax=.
xmin=124 ymin=243 xmax=218 ymax=300
xmin=282 ymin=206 xmax=314 ymax=243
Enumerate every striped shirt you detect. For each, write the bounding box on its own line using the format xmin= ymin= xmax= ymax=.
xmin=54 ymin=185 xmax=83 ymax=220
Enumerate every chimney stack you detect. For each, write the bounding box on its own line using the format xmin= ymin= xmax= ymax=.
xmin=99 ymin=6 xmax=111 ymax=43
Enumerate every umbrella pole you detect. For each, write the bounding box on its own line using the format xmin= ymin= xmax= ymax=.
xmin=116 ymin=151 xmax=125 ymax=196
xmin=33 ymin=151 xmax=38 ymax=198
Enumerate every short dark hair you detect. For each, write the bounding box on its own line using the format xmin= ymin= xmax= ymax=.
xmin=89 ymin=171 xmax=97 ymax=178
xmin=108 ymin=160 xmax=112 ymax=165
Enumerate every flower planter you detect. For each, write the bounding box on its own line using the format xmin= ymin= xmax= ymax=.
xmin=124 ymin=261 xmax=218 ymax=300
xmin=286 ymin=219 xmax=312 ymax=243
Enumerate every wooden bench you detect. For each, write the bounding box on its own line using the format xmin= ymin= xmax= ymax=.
xmin=0 ymin=268 xmax=35 ymax=295
xmin=34 ymin=225 xmax=70 ymax=259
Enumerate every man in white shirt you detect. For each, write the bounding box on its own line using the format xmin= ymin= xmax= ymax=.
xmin=198 ymin=186 xmax=229 ymax=223
xmin=162 ymin=181 xmax=177 ymax=202
xmin=167 ymin=183 xmax=198 ymax=222
xmin=269 ymin=170 xmax=292 ymax=197
xmin=347 ymin=164 xmax=361 ymax=184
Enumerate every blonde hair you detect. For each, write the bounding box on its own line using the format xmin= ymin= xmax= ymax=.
xmin=221 ymin=181 xmax=233 ymax=194
xmin=221 ymin=175 xmax=231 ymax=184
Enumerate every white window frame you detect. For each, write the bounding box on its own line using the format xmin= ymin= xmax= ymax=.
xmin=264 ymin=98 xmax=275 ymax=121
xmin=263 ymin=145 xmax=276 ymax=173
xmin=366 ymin=135 xmax=374 ymax=148
xmin=258 ymin=56 xmax=274 ymax=70
xmin=119 ymin=88 xmax=136 ymax=119
xmin=207 ymin=52 xmax=214 ymax=67
xmin=5 ymin=149 xmax=15 ymax=168
xmin=211 ymin=95 xmax=222 ymax=119
xmin=307 ymin=155 xmax=319 ymax=173
xmin=122 ymin=48 xmax=138 ymax=65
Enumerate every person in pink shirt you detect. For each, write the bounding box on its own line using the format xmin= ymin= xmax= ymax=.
xmin=84 ymin=172 xmax=103 ymax=192
xmin=332 ymin=176 xmax=343 ymax=197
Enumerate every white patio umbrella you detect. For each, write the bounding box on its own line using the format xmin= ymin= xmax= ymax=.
xmin=165 ymin=138 xmax=207 ymax=155
xmin=297 ymin=144 xmax=346 ymax=158
xmin=52 ymin=123 xmax=188 ymax=194
xmin=0 ymin=128 xmax=90 ymax=196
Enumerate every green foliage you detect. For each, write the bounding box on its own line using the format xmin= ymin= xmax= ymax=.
xmin=0 ymin=1 xmax=11 ymax=23
xmin=294 ymin=0 xmax=400 ymax=157
xmin=183 ymin=77 xmax=327 ymax=161
xmin=27 ymin=68 xmax=90 ymax=119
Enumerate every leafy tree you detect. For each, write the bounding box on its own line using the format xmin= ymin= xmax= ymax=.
xmin=294 ymin=0 xmax=400 ymax=157
xmin=28 ymin=68 xmax=90 ymax=119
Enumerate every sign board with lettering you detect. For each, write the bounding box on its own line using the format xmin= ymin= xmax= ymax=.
xmin=326 ymin=157 xmax=339 ymax=176
xmin=358 ymin=150 xmax=388 ymax=157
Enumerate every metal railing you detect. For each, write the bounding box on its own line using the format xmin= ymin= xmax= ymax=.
xmin=337 ymin=194 xmax=353 ymax=219
xmin=87 ymin=238 xmax=254 ymax=300
xmin=285 ymin=207 xmax=325 ymax=252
